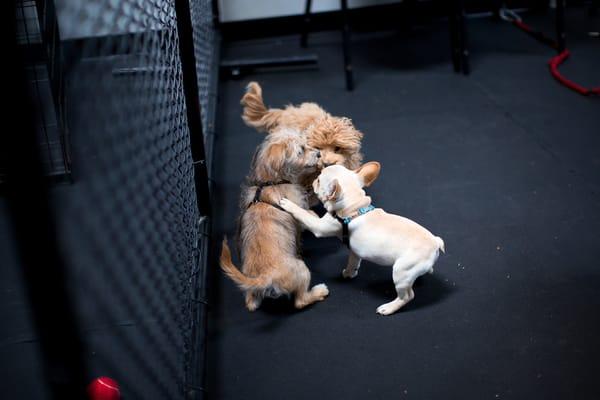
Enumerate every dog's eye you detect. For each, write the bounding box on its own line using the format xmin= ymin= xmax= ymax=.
xmin=334 ymin=146 xmax=341 ymax=152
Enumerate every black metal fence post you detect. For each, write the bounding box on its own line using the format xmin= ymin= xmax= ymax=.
xmin=174 ymin=1 xmax=213 ymax=398
xmin=174 ymin=0 xmax=212 ymax=218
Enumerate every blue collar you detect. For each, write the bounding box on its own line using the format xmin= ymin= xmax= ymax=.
xmin=331 ymin=205 xmax=376 ymax=248
xmin=338 ymin=204 xmax=376 ymax=225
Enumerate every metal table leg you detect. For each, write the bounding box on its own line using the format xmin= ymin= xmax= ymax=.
xmin=301 ymin=0 xmax=312 ymax=48
xmin=458 ymin=0 xmax=470 ymax=75
xmin=341 ymin=0 xmax=354 ymax=91
xmin=556 ymin=0 xmax=566 ymax=52
xmin=449 ymin=1 xmax=461 ymax=73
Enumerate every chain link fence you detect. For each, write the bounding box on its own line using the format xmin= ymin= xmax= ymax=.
xmin=5 ymin=0 xmax=217 ymax=398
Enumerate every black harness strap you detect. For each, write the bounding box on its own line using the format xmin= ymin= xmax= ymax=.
xmin=248 ymin=180 xmax=291 ymax=212
xmin=332 ymin=213 xmax=350 ymax=247
xmin=331 ymin=205 xmax=376 ymax=248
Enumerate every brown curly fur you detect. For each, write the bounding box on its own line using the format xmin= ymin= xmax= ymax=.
xmin=241 ymin=82 xmax=363 ymax=171
xmin=223 ymin=83 xmax=364 ymax=311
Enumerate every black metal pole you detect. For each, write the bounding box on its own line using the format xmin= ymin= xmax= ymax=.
xmin=449 ymin=0 xmax=461 ymax=73
xmin=340 ymin=0 xmax=354 ymax=91
xmin=174 ymin=0 xmax=212 ymax=217
xmin=33 ymin=0 xmax=71 ymax=176
xmin=556 ymin=0 xmax=566 ymax=52
xmin=400 ymin=0 xmax=417 ymax=33
xmin=591 ymin=0 xmax=599 ymax=17
xmin=3 ymin=1 xmax=87 ymax=398
xmin=492 ymin=0 xmax=503 ymax=20
xmin=211 ymin=0 xmax=220 ymax=27
xmin=300 ymin=0 xmax=313 ymax=48
xmin=457 ymin=0 xmax=470 ymax=75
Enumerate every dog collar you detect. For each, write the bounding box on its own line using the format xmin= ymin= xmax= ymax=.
xmin=337 ymin=204 xmax=376 ymax=225
xmin=331 ymin=204 xmax=375 ymax=247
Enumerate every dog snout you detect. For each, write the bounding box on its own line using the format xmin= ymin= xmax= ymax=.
xmin=305 ymin=149 xmax=320 ymax=168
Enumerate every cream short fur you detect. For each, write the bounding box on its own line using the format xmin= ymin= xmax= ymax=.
xmin=280 ymin=162 xmax=445 ymax=316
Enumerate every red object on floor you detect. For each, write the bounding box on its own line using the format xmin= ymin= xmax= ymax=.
xmin=549 ymin=50 xmax=600 ymax=97
xmin=87 ymin=377 xmax=121 ymax=400
xmin=502 ymin=10 xmax=599 ymax=97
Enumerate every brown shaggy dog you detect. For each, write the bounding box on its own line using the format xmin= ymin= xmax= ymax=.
xmin=238 ymin=82 xmax=367 ymax=288
xmin=220 ymin=128 xmax=329 ymax=311
xmin=241 ymin=82 xmax=363 ymax=171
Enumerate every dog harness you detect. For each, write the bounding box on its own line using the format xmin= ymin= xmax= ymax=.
xmin=247 ymin=180 xmax=291 ymax=212
xmin=331 ymin=204 xmax=376 ymax=247
xmin=237 ymin=179 xmax=301 ymax=259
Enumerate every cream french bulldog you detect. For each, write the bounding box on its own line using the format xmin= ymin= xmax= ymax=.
xmin=279 ymin=162 xmax=445 ymax=315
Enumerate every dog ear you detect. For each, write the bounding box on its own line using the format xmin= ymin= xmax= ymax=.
xmin=326 ymin=179 xmax=341 ymax=201
xmin=354 ymin=161 xmax=381 ymax=187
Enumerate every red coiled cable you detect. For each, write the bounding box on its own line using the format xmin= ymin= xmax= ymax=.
xmin=502 ymin=9 xmax=599 ymax=97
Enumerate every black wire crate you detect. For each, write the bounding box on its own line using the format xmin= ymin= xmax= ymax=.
xmin=3 ymin=0 xmax=216 ymax=398
xmin=12 ymin=0 xmax=71 ymax=184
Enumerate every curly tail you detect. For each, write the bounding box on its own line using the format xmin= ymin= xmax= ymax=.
xmin=435 ymin=236 xmax=445 ymax=254
xmin=220 ymin=237 xmax=270 ymax=291
xmin=241 ymin=82 xmax=282 ymax=132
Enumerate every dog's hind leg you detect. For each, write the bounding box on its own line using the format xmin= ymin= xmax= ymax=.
xmin=245 ymin=290 xmax=264 ymax=312
xmin=295 ymin=284 xmax=329 ymax=309
xmin=293 ymin=263 xmax=329 ymax=309
xmin=376 ymin=257 xmax=429 ymax=316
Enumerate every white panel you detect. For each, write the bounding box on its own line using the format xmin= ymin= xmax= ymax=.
xmin=219 ymin=0 xmax=402 ymax=23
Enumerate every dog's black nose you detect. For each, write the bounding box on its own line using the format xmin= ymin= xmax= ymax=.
xmin=316 ymin=151 xmax=321 ymax=158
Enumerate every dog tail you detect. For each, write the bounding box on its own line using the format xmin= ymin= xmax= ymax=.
xmin=241 ymin=82 xmax=281 ymax=132
xmin=435 ymin=236 xmax=445 ymax=254
xmin=220 ymin=236 xmax=270 ymax=290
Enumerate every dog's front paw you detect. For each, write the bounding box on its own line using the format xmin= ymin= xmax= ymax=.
xmin=342 ymin=268 xmax=358 ymax=279
xmin=279 ymin=198 xmax=295 ymax=212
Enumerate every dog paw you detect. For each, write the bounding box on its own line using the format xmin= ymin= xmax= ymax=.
xmin=312 ymin=283 xmax=329 ymax=299
xmin=376 ymin=305 xmax=395 ymax=316
xmin=376 ymin=300 xmax=403 ymax=316
xmin=279 ymin=198 xmax=293 ymax=211
xmin=342 ymin=268 xmax=358 ymax=279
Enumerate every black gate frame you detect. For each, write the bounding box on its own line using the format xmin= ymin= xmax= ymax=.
xmin=4 ymin=0 xmax=216 ymax=398
xmin=174 ymin=1 xmax=214 ymax=398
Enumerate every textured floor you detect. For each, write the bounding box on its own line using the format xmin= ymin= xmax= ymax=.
xmin=207 ymin=11 xmax=600 ymax=400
